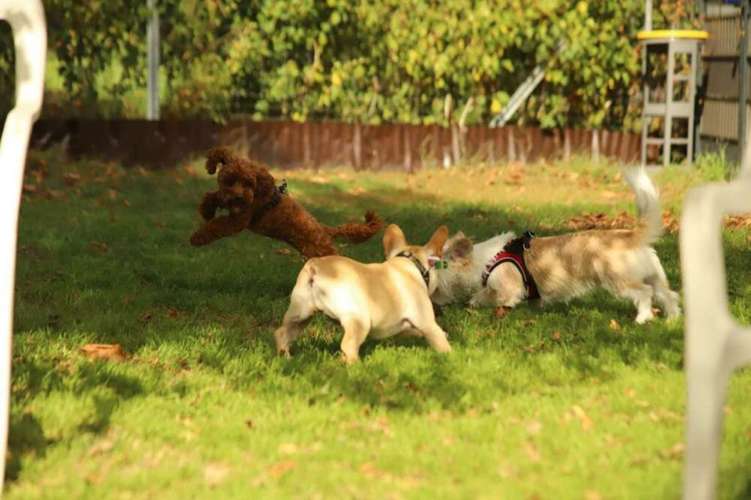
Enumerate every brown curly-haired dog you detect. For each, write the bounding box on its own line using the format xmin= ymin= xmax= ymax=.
xmin=189 ymin=147 xmax=384 ymax=258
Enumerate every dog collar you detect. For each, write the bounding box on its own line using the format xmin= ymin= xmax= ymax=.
xmin=250 ymin=179 xmax=288 ymax=225
xmin=480 ymin=231 xmax=540 ymax=300
xmin=396 ymin=251 xmax=430 ymax=288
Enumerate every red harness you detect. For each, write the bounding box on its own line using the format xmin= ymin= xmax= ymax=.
xmin=481 ymin=231 xmax=540 ymax=300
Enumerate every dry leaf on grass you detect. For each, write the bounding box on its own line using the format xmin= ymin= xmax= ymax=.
xmin=571 ymin=405 xmax=593 ymax=431
xmin=609 ymin=319 xmax=621 ymax=332
xmin=523 ymin=441 xmax=541 ymax=462
xmin=525 ymin=420 xmax=543 ymax=435
xmin=63 ymin=172 xmax=81 ymax=186
xmin=80 ymin=343 xmax=127 ymax=362
xmin=660 ymin=442 xmax=685 ymax=460
xmin=88 ymin=241 xmax=109 ymax=254
xmin=268 ymin=460 xmax=296 ymax=479
xmin=204 ymin=463 xmax=231 ymax=486
xmin=565 ymin=210 xmax=679 ymax=233
xmin=274 ymin=248 xmax=293 ymax=256
xmin=725 ymin=214 xmax=751 ymax=230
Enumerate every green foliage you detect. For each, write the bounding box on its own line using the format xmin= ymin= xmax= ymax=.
xmin=0 ymin=1 xmax=700 ymax=128
xmin=0 ymin=21 xmax=14 ymax=117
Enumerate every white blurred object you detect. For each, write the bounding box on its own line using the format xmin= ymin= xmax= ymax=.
xmin=0 ymin=0 xmax=46 ymax=490
xmin=681 ymin=134 xmax=751 ymax=498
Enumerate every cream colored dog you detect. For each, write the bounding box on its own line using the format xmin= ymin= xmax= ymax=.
xmin=434 ymin=169 xmax=681 ymax=324
xmin=274 ymin=224 xmax=452 ymax=363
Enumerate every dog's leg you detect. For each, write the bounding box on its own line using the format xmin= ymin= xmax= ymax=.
xmin=274 ymin=284 xmax=316 ymax=357
xmin=339 ymin=317 xmax=368 ymax=364
xmin=616 ymin=283 xmax=655 ymax=324
xmin=198 ymin=191 xmax=222 ymax=221
xmin=419 ymin=322 xmax=452 ymax=353
xmin=647 ymin=257 xmax=682 ymax=319
xmin=190 ymin=212 xmax=252 ymax=246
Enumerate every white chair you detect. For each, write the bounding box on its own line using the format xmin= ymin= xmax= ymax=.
xmin=0 ymin=0 xmax=46 ymax=490
xmin=681 ymin=153 xmax=751 ymax=499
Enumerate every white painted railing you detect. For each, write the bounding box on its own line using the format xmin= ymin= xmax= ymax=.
xmin=681 ymin=136 xmax=751 ymax=499
xmin=0 ymin=0 xmax=46 ymax=491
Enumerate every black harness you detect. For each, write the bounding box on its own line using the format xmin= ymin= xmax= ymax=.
xmin=396 ymin=251 xmax=431 ymax=288
xmin=480 ymin=231 xmax=540 ymax=300
xmin=250 ymin=179 xmax=288 ymax=225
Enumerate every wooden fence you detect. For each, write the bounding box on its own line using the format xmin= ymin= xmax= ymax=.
xmin=31 ymin=119 xmax=641 ymax=170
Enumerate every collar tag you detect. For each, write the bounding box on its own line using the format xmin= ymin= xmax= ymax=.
xmin=428 ymin=256 xmax=448 ymax=269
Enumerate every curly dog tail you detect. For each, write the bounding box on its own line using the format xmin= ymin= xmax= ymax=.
xmin=325 ymin=211 xmax=384 ymax=243
xmin=205 ymin=147 xmax=237 ymax=174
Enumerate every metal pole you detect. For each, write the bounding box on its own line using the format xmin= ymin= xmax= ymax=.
xmin=693 ymin=0 xmax=706 ymax=159
xmin=645 ymin=0 xmax=653 ymax=31
xmin=147 ymin=0 xmax=159 ymax=120
xmin=738 ymin=0 xmax=749 ymax=167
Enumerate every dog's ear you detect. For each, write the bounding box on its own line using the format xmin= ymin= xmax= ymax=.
xmin=425 ymin=225 xmax=449 ymax=257
xmin=205 ymin=147 xmax=235 ymax=175
xmin=383 ymin=224 xmax=407 ymax=258
xmin=445 ymin=235 xmax=473 ymax=261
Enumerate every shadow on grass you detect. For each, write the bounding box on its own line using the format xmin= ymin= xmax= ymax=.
xmin=6 ymin=358 xmax=144 ymax=483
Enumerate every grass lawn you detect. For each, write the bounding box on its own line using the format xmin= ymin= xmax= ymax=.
xmin=7 ymin=152 xmax=751 ymax=499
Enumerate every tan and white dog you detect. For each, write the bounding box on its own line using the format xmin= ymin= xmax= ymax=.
xmin=274 ymin=224 xmax=452 ymax=363
xmin=433 ymin=169 xmax=681 ymax=324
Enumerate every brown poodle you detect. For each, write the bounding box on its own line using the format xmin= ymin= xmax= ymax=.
xmin=189 ymin=147 xmax=384 ymax=258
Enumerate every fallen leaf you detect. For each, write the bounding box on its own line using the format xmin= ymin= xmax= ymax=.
xmin=80 ymin=344 xmax=126 ymax=362
xmin=22 ymin=184 xmax=37 ymax=194
xmin=571 ymin=405 xmax=593 ymax=431
xmin=63 ymin=172 xmax=81 ymax=186
xmin=523 ymin=441 xmax=541 ymax=462
xmin=725 ymin=214 xmax=751 ymax=230
xmin=268 ymin=460 xmax=296 ymax=479
xmin=551 ymin=331 xmax=561 ymax=341
xmin=274 ymin=248 xmax=293 ymax=256
xmin=609 ymin=319 xmax=621 ymax=331
xmin=87 ymin=436 xmax=115 ymax=456
xmin=360 ymin=462 xmax=383 ymax=479
xmin=203 ymin=463 xmax=231 ymax=486
xmin=660 ymin=442 xmax=684 ymax=460
xmin=245 ymin=419 xmax=254 ymax=429
xmin=278 ymin=443 xmax=298 ymax=455
xmin=88 ymin=241 xmax=109 ymax=254
xmin=525 ymin=420 xmax=543 ymax=435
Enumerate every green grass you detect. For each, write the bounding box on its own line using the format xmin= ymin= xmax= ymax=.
xmin=7 ymin=153 xmax=751 ymax=499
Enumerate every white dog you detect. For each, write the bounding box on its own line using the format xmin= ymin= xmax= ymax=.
xmin=433 ymin=169 xmax=681 ymax=323
xmin=274 ymin=224 xmax=452 ymax=363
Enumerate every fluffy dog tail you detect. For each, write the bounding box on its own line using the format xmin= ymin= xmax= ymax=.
xmin=625 ymin=167 xmax=663 ymax=245
xmin=205 ymin=147 xmax=237 ymax=174
xmin=325 ymin=211 xmax=384 ymax=243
